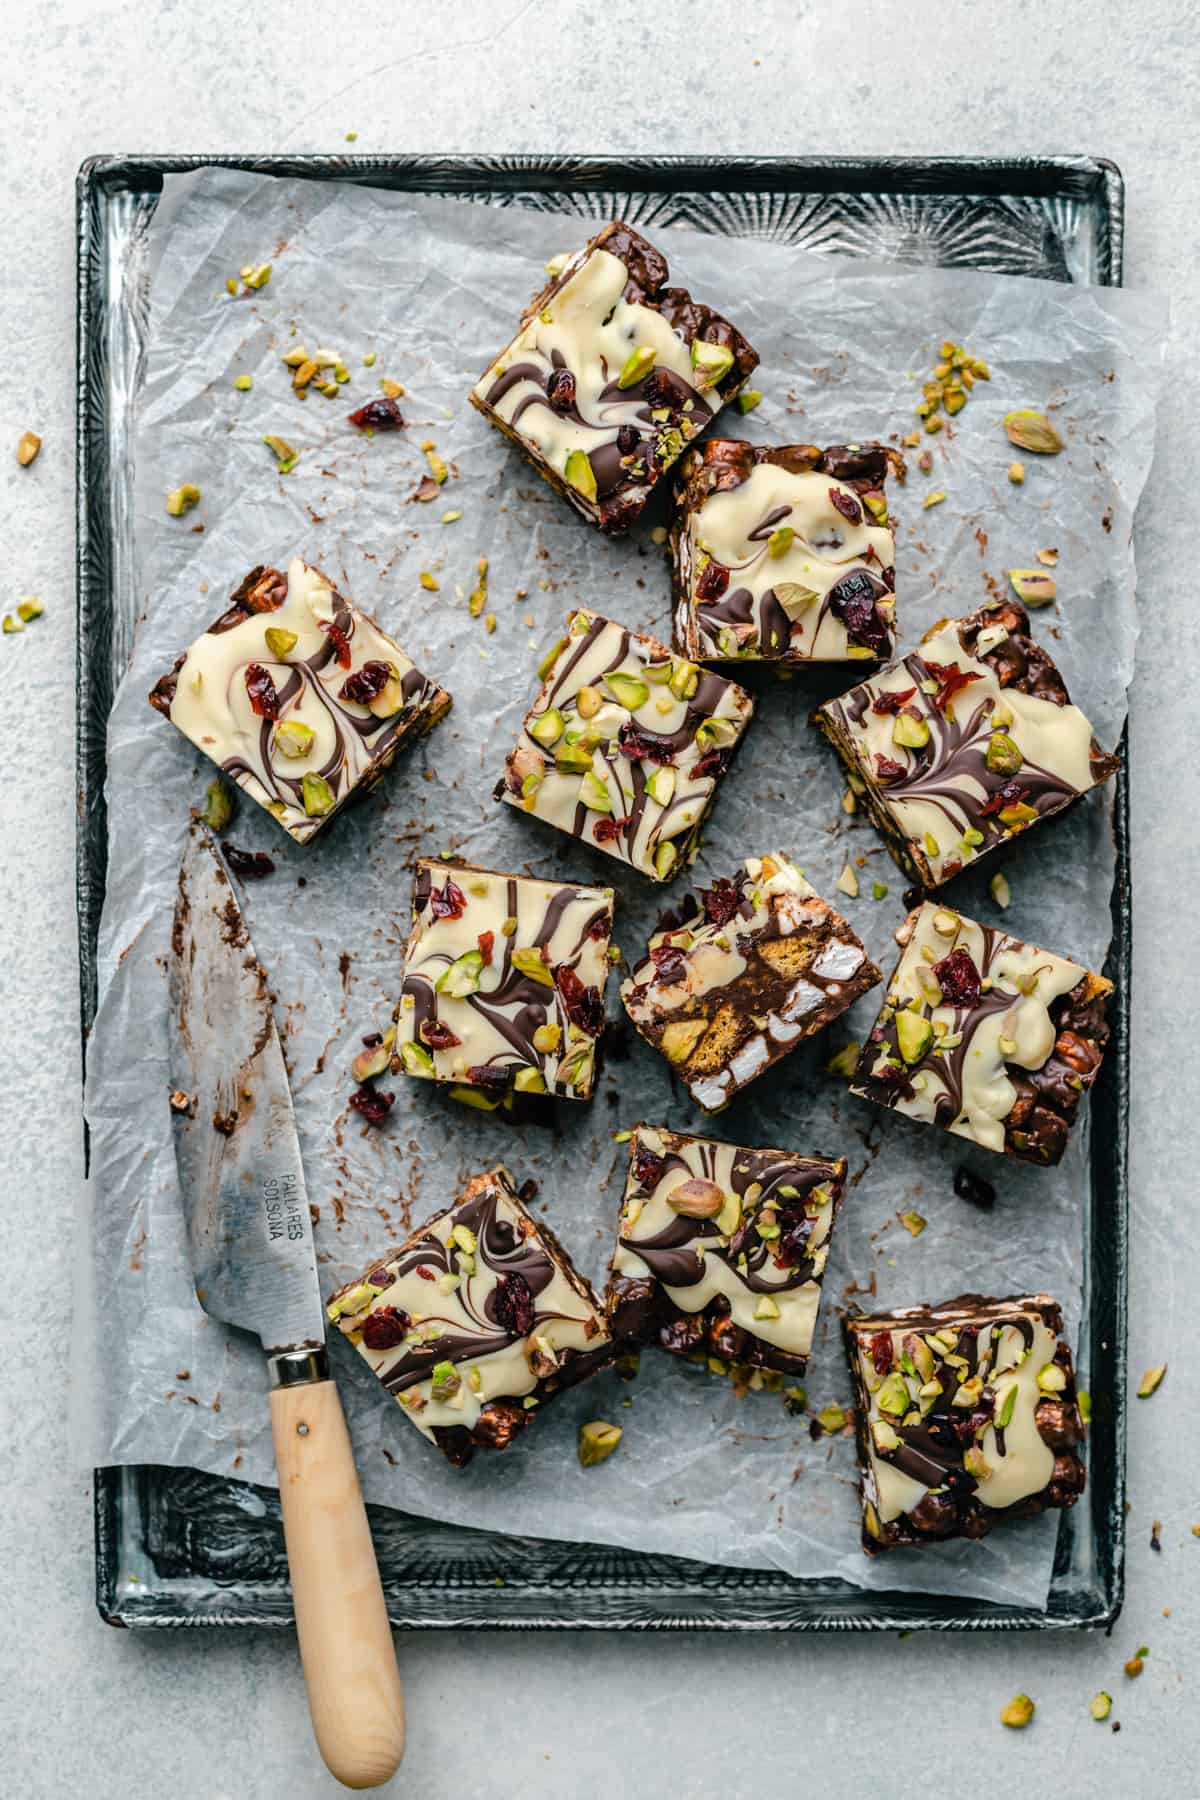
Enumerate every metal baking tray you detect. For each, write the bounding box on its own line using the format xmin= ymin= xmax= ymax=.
xmin=79 ymin=153 xmax=1128 ymax=1630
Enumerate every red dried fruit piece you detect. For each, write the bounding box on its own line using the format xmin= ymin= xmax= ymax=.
xmin=361 ymin=1306 xmax=411 ymax=1350
xmin=467 ymin=1064 xmax=510 ymax=1092
xmin=492 ymin=1271 xmax=535 ymax=1338
xmin=368 ymin=1266 xmax=392 ymax=1287
xmin=223 ymin=843 xmax=275 ymax=879
xmin=592 ymin=816 xmax=625 ymax=845
xmin=870 ymin=686 xmax=917 ymax=716
xmin=419 ymin=1018 xmax=462 ymax=1051
xmin=587 ymin=915 xmax=611 ymax=940
xmin=339 ymin=659 xmax=392 ymax=704
xmin=980 ymin=779 xmax=1026 ymax=818
xmin=632 ymin=1144 xmax=666 ymax=1188
xmin=545 ymin=367 xmax=576 ymax=414
xmin=873 ymin=754 xmax=908 ymax=783
xmin=415 ymin=1265 xmax=436 ymax=1282
xmin=696 ymin=560 xmax=730 ymax=601
xmin=477 ymin=929 xmax=494 ymax=966
xmin=698 ymin=877 xmax=741 ymax=927
xmin=318 ymin=619 xmax=353 ymax=669
xmin=617 ymin=721 xmax=675 ymax=765
xmin=649 ymin=943 xmax=688 ymax=986
xmin=932 ymin=947 xmax=982 ymax=1007
xmin=827 ymin=569 xmax=890 ymax=656
xmin=690 ymin=746 xmax=731 ymax=781
xmin=869 ymin=1332 xmax=894 ymax=1376
xmin=348 ymin=397 xmax=405 ymax=430
xmin=348 ymin=1085 xmax=395 ymax=1124
xmin=829 ymin=486 xmax=863 ymax=524
xmin=430 ymin=877 xmax=467 ymax=920
xmin=556 ymin=963 xmax=604 ymax=1036
xmin=775 ymin=1205 xmax=814 ymax=1270
xmin=616 ymin=423 xmax=640 ymax=457
xmin=922 ymin=658 xmax=983 ymax=711
xmin=244 ymin=663 xmax=280 ymax=718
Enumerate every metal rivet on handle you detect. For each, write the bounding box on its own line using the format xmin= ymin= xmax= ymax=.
xmin=297 ymin=1422 xmax=310 ymax=1436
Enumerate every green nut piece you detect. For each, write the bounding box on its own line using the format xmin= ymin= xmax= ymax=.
xmin=995 ymin=1383 xmax=1019 ymax=1429
xmin=1089 ymin=1692 xmax=1112 ymax=1722
xmin=532 ymin=1022 xmax=562 ymax=1055
xmin=564 ymin=449 xmax=597 ymax=503
xmin=876 ymin=1373 xmax=910 ymax=1417
xmin=301 ymin=772 xmax=335 ymax=817
xmin=436 ymin=948 xmax=485 ymax=997
xmin=654 ymin=841 xmax=678 ymax=881
xmin=511 ymin=947 xmax=555 ymax=987
xmin=773 ymin=581 xmax=817 ymax=614
xmin=275 ymin=720 xmax=317 ymax=760
xmin=985 ymin=730 xmax=1024 ymax=775
xmin=554 ymin=740 xmax=594 ymax=774
xmin=537 ymin=636 xmax=568 ymax=681
xmin=604 ymin=670 xmax=650 ymax=710
xmin=579 ymin=770 xmax=612 ymax=813
xmin=430 ymin=1360 xmax=461 ymax=1403
xmin=694 ymin=715 xmax=737 ymax=752
xmin=644 ymin=766 xmax=676 ymax=806
xmin=963 ymin=1445 xmax=992 ymax=1482
xmin=767 ymin=525 xmax=795 ymax=559
xmin=816 ymin=1404 xmax=847 ymax=1435
xmin=736 ymin=389 xmax=762 ymax=414
xmin=753 ymin=1295 xmax=781 ymax=1321
xmin=1000 ymin=1695 xmax=1035 ymax=1730
xmin=263 ymin=435 xmax=298 ymax=471
xmin=513 ymin=1066 xmax=548 ymax=1095
xmin=165 ymin=483 xmax=201 ymax=517
xmin=668 ymin=660 xmax=699 ymax=701
xmin=892 ymin=712 xmax=931 ymax=750
xmin=871 ymin=1418 xmax=900 ymax=1454
xmin=400 ymin=1040 xmax=435 ymax=1077
xmin=529 ymin=707 xmax=566 ymax=747
xmin=1008 ymin=568 xmax=1057 ymax=607
xmin=998 ymin=799 xmax=1039 ymax=828
xmin=1036 ymin=1362 xmax=1068 ymax=1394
xmin=578 ymin=1420 xmax=623 ymax=1468
xmin=690 ymin=338 xmax=735 ymax=388
xmin=201 ymin=777 xmax=235 ymax=833
xmin=825 ymin=1042 xmax=861 ymax=1080
xmin=264 ymin=626 xmax=298 ymax=657
xmin=367 ymin=669 xmax=403 ymax=719
xmin=1137 ymin=1363 xmax=1167 ymax=1398
xmin=895 ymin=1010 xmax=934 ymax=1065
xmin=16 ymin=598 xmax=44 ymax=623
xmin=1004 ymin=410 xmax=1063 ymax=455
xmin=617 ymin=345 xmax=657 ymax=389
xmin=352 ymin=1042 xmax=392 ymax=1083
xmin=327 ymin=1281 xmax=377 ymax=1321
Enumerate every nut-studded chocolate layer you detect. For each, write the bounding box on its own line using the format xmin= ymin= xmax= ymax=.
xmin=328 ymin=1168 xmax=613 ymax=1468
xmin=671 ymin=439 xmax=903 ymax=663
xmin=497 ymin=608 xmax=754 ymax=883
xmin=621 ymin=852 xmax=881 ymax=1113
xmin=607 ymin=1125 xmax=846 ymax=1379
xmin=812 ymin=599 xmax=1119 ymax=888
xmin=843 ymin=1293 xmax=1086 ymax=1554
xmin=469 ymin=221 xmax=758 ymax=535
xmin=850 ymin=902 xmax=1111 ymax=1164
xmin=149 ymin=558 xmax=451 ymax=843
xmin=395 ymin=858 xmax=614 ymax=1106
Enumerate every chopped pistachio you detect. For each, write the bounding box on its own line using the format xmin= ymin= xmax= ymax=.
xmin=16 ymin=598 xmax=43 ymax=623
xmin=440 ymin=509 xmax=462 ymax=524
xmin=564 ymin=448 xmax=597 ymax=503
xmin=892 ymin=712 xmax=931 ymax=750
xmin=263 ymin=435 xmax=298 ymax=473
xmin=1000 ymin=1694 xmax=1035 ymax=1729
xmin=872 ymin=881 xmax=889 ymax=901
xmin=836 ymin=863 xmax=859 ymax=899
xmin=899 ymin=1210 xmax=926 ymax=1238
xmin=816 ymin=1404 xmax=847 ymax=1435
xmin=922 ymin=490 xmax=946 ymax=509
xmin=242 ymin=263 xmax=271 ymax=290
xmin=736 ymin=389 xmax=762 ymax=414
xmin=419 ymin=571 xmax=439 ymax=592
xmin=165 ymin=483 xmax=201 ymax=517
xmin=824 ymin=1042 xmax=861 ymax=1080
xmin=616 ymin=345 xmax=657 ymax=389
xmin=767 ymin=525 xmax=795 ymax=559
xmin=430 ymin=1360 xmax=461 ymax=1403
xmin=511 ymin=947 xmax=555 ymax=987
xmin=690 ymin=339 xmax=735 ymax=387
xmin=1008 ymin=460 xmax=1026 ymax=485
xmin=200 ymin=778 xmax=234 ymax=833
xmin=1008 ymin=568 xmax=1057 ymax=607
xmin=1137 ymin=1363 xmax=1167 ymax=1398
xmin=578 ymin=1421 xmax=623 ymax=1468
xmin=233 ymin=374 xmax=253 ymax=392
xmin=1089 ymin=1691 xmax=1112 ymax=1722
xmin=896 ymin=1011 xmax=933 ymax=1065
xmin=381 ymin=378 xmax=404 ymax=399
xmin=1004 ymin=409 xmax=1063 ymax=454
xmin=264 ymin=625 xmax=298 ymax=657
xmin=301 ymin=772 xmax=335 ymax=817
xmin=753 ymin=1295 xmax=781 ymax=1321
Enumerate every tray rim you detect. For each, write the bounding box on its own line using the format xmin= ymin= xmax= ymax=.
xmin=78 ymin=149 xmax=1129 ymax=1632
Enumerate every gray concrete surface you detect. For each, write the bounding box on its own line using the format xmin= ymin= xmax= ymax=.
xmin=1 ymin=0 xmax=1196 ymax=1792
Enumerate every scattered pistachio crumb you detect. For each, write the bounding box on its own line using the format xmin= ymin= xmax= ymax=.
xmin=816 ymin=1404 xmax=847 ymax=1435
xmin=1089 ymin=1691 xmax=1112 ymax=1722
xmin=381 ymin=379 xmax=404 ymax=399
xmin=989 ymin=871 xmax=1012 ymax=909
xmin=737 ymin=389 xmax=762 ymax=414
xmin=923 ymin=490 xmax=947 ymax=509
xmin=825 ymin=1043 xmax=860 ymax=1080
xmin=362 ymin=351 xmax=376 ymax=367
xmin=426 ymin=448 xmax=449 ymax=484
xmin=577 ymin=1420 xmax=622 ymax=1468
xmin=233 ymin=374 xmax=252 ymax=392
xmin=1124 ymin=1656 xmax=1144 ymax=1679
xmin=165 ymin=483 xmax=201 ymax=517
xmin=418 ymin=571 xmax=439 ymax=593
xmin=1008 ymin=461 xmax=1026 ymax=484
xmin=650 ymin=526 xmax=668 ymax=545
xmin=441 ymin=509 xmax=463 ymax=524
xmin=2 ymin=614 xmax=23 ymax=634
xmin=1038 ymin=547 xmax=1059 ymax=566
xmin=345 ymin=131 xmax=358 ymax=142
xmin=836 ymin=863 xmax=859 ymax=899
xmin=842 ymin=788 xmax=858 ymax=816
xmin=1000 ymin=1694 xmax=1035 ymax=1729
xmin=899 ymin=1210 xmax=927 ymax=1238
xmin=242 ymin=263 xmax=271 ymax=291
xmin=16 ymin=430 xmax=41 ymax=466
xmin=1137 ymin=1363 xmax=1167 ymax=1398
xmin=16 ymin=598 xmax=44 ymax=623
xmin=484 ymin=614 xmax=497 ymax=634
xmin=1078 ymin=1390 xmax=1092 ymax=1423
xmin=872 ymin=881 xmax=889 ymax=900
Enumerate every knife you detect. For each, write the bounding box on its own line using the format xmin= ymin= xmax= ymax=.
xmin=168 ymin=824 xmax=405 ymax=1790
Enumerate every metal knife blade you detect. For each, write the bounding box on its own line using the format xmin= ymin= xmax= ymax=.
xmin=168 ymin=825 xmax=325 ymax=1357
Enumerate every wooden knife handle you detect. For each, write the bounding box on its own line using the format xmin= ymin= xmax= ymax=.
xmin=271 ymin=1377 xmax=405 ymax=1789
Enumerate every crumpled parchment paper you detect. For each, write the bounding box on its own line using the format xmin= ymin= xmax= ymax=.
xmin=76 ymin=168 xmax=1165 ymax=1606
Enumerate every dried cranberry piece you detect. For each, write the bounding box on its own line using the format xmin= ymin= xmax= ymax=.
xmin=616 ymin=423 xmax=640 ymax=457
xmin=592 ymin=816 xmax=625 ymax=845
xmin=588 ymin=916 xmax=611 ymax=940
xmin=556 ymin=963 xmax=604 ymax=1036
xmin=827 ymin=569 xmax=890 ymax=656
xmin=477 ymin=929 xmax=494 ymax=966
xmin=829 ymin=486 xmax=863 ymax=524
xmin=775 ymin=1206 xmax=813 ymax=1269
xmin=953 ymin=1165 xmax=996 ymax=1210
xmin=649 ymin=943 xmax=688 ymax=986
xmin=362 ymin=1032 xmax=383 ymax=1048
xmin=981 ymin=780 xmax=1026 ymax=818
xmin=492 ymin=1271 xmax=535 ymax=1338
xmin=223 ymin=843 xmax=275 ymax=879
xmin=348 ymin=396 xmax=405 ymax=430
xmin=318 ymin=619 xmax=353 ymax=669
xmin=368 ymin=1266 xmax=392 ymax=1287
xmin=339 ymin=659 xmax=392 ymax=704
xmin=696 ymin=560 xmax=730 ymax=601
xmin=698 ymin=877 xmax=742 ymax=926
xmin=873 ymin=753 xmax=907 ymax=783
xmin=361 ymin=1306 xmax=411 ymax=1350
xmin=429 ymin=877 xmax=467 ymax=920
xmin=467 ymin=1064 xmax=510 ymax=1092
xmin=922 ymin=658 xmax=984 ymax=711
xmin=932 ymin=947 xmax=982 ymax=1007
xmin=349 ymin=1085 xmax=395 ymax=1124
xmin=244 ymin=663 xmax=280 ymax=718
xmin=632 ymin=1144 xmax=666 ymax=1189
xmin=545 ymin=367 xmax=576 ymax=414
xmin=642 ymin=369 xmax=675 ymax=409
xmin=690 ymin=746 xmax=731 ymax=781
xmin=617 ymin=721 xmax=675 ymax=765
xmin=870 ymin=686 xmax=917 ymax=716
xmin=419 ymin=1018 xmax=462 ymax=1051
xmin=869 ymin=1332 xmax=894 ymax=1376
